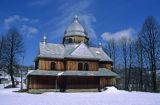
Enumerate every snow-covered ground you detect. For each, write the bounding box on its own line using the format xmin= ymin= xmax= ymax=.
xmin=0 ymin=86 xmax=160 ymax=105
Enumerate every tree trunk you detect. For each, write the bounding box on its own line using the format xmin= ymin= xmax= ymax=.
xmin=127 ymin=42 xmax=132 ymax=90
xmin=9 ymin=55 xmax=15 ymax=88
xmin=139 ymin=47 xmax=143 ymax=91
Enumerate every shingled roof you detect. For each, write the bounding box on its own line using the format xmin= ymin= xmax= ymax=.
xmin=38 ymin=42 xmax=112 ymax=62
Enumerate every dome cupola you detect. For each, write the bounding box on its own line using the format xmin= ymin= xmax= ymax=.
xmin=63 ymin=15 xmax=89 ymax=45
xmin=64 ymin=15 xmax=88 ymax=37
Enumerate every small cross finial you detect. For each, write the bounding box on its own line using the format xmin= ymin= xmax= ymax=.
xmin=98 ymin=42 xmax=102 ymax=49
xmin=73 ymin=15 xmax=78 ymax=22
xmin=42 ymin=33 xmax=47 ymax=45
xmin=43 ymin=33 xmax=46 ymax=39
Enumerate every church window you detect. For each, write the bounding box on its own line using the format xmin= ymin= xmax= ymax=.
xmin=51 ymin=62 xmax=56 ymax=70
xmin=84 ymin=63 xmax=89 ymax=70
xmin=69 ymin=38 xmax=72 ymax=43
xmin=78 ymin=63 xmax=83 ymax=70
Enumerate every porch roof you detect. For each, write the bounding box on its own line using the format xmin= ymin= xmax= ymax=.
xmin=27 ymin=68 xmax=119 ymax=78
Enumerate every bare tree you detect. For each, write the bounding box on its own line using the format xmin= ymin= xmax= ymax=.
xmin=0 ymin=36 xmax=3 ymax=61
xmin=139 ymin=16 xmax=160 ymax=92
xmin=127 ymin=38 xmax=134 ymax=89
xmin=3 ymin=28 xmax=24 ymax=87
xmin=135 ymin=37 xmax=144 ymax=91
xmin=120 ymin=36 xmax=129 ymax=90
xmin=0 ymin=36 xmax=5 ymax=70
xmin=106 ymin=39 xmax=112 ymax=59
xmin=106 ymin=38 xmax=117 ymax=71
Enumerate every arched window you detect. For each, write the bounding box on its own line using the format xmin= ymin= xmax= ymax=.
xmin=69 ymin=38 xmax=72 ymax=43
xmin=78 ymin=63 xmax=83 ymax=70
xmin=84 ymin=63 xmax=89 ymax=70
xmin=50 ymin=62 xmax=56 ymax=70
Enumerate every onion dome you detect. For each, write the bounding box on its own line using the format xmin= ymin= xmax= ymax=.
xmin=64 ymin=15 xmax=88 ymax=37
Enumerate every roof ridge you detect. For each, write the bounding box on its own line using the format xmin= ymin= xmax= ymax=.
xmin=64 ymin=43 xmax=81 ymax=57
xmin=69 ymin=42 xmax=95 ymax=58
xmin=66 ymin=42 xmax=83 ymax=55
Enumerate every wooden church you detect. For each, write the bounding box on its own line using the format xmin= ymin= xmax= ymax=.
xmin=27 ymin=16 xmax=118 ymax=91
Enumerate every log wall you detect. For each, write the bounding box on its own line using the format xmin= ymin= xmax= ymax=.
xmin=66 ymin=76 xmax=99 ymax=89
xmin=99 ymin=62 xmax=112 ymax=70
xmin=66 ymin=60 xmax=98 ymax=71
xmin=63 ymin=36 xmax=88 ymax=44
xmin=36 ymin=59 xmax=112 ymax=71
xmin=28 ymin=76 xmax=56 ymax=89
xmin=37 ymin=59 xmax=64 ymax=70
xmin=28 ymin=75 xmax=116 ymax=89
xmin=99 ymin=77 xmax=116 ymax=88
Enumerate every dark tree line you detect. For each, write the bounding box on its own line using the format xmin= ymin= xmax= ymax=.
xmin=105 ymin=16 xmax=160 ymax=92
xmin=0 ymin=27 xmax=24 ymax=87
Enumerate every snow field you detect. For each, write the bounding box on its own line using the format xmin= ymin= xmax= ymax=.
xmin=0 ymin=86 xmax=160 ymax=105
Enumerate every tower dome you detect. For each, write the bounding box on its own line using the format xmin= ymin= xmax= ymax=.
xmin=64 ymin=15 xmax=88 ymax=37
xmin=63 ymin=15 xmax=89 ymax=45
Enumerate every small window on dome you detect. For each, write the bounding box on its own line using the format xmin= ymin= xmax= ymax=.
xmin=69 ymin=38 xmax=72 ymax=43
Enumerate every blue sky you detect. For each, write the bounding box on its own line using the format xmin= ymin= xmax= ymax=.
xmin=0 ymin=0 xmax=160 ymax=66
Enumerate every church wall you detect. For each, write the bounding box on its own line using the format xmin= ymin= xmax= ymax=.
xmin=73 ymin=36 xmax=88 ymax=43
xmin=28 ymin=75 xmax=116 ymax=89
xmin=37 ymin=58 xmax=64 ymax=71
xmin=28 ymin=75 xmax=99 ymax=89
xmin=66 ymin=60 xmax=98 ymax=71
xmin=66 ymin=60 xmax=77 ymax=70
xmin=99 ymin=62 xmax=112 ymax=70
xmin=99 ymin=77 xmax=116 ymax=88
xmin=89 ymin=61 xmax=98 ymax=71
xmin=63 ymin=36 xmax=88 ymax=44
xmin=66 ymin=76 xmax=99 ymax=89
xmin=36 ymin=58 xmax=113 ymax=71
xmin=28 ymin=75 xmax=56 ymax=89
